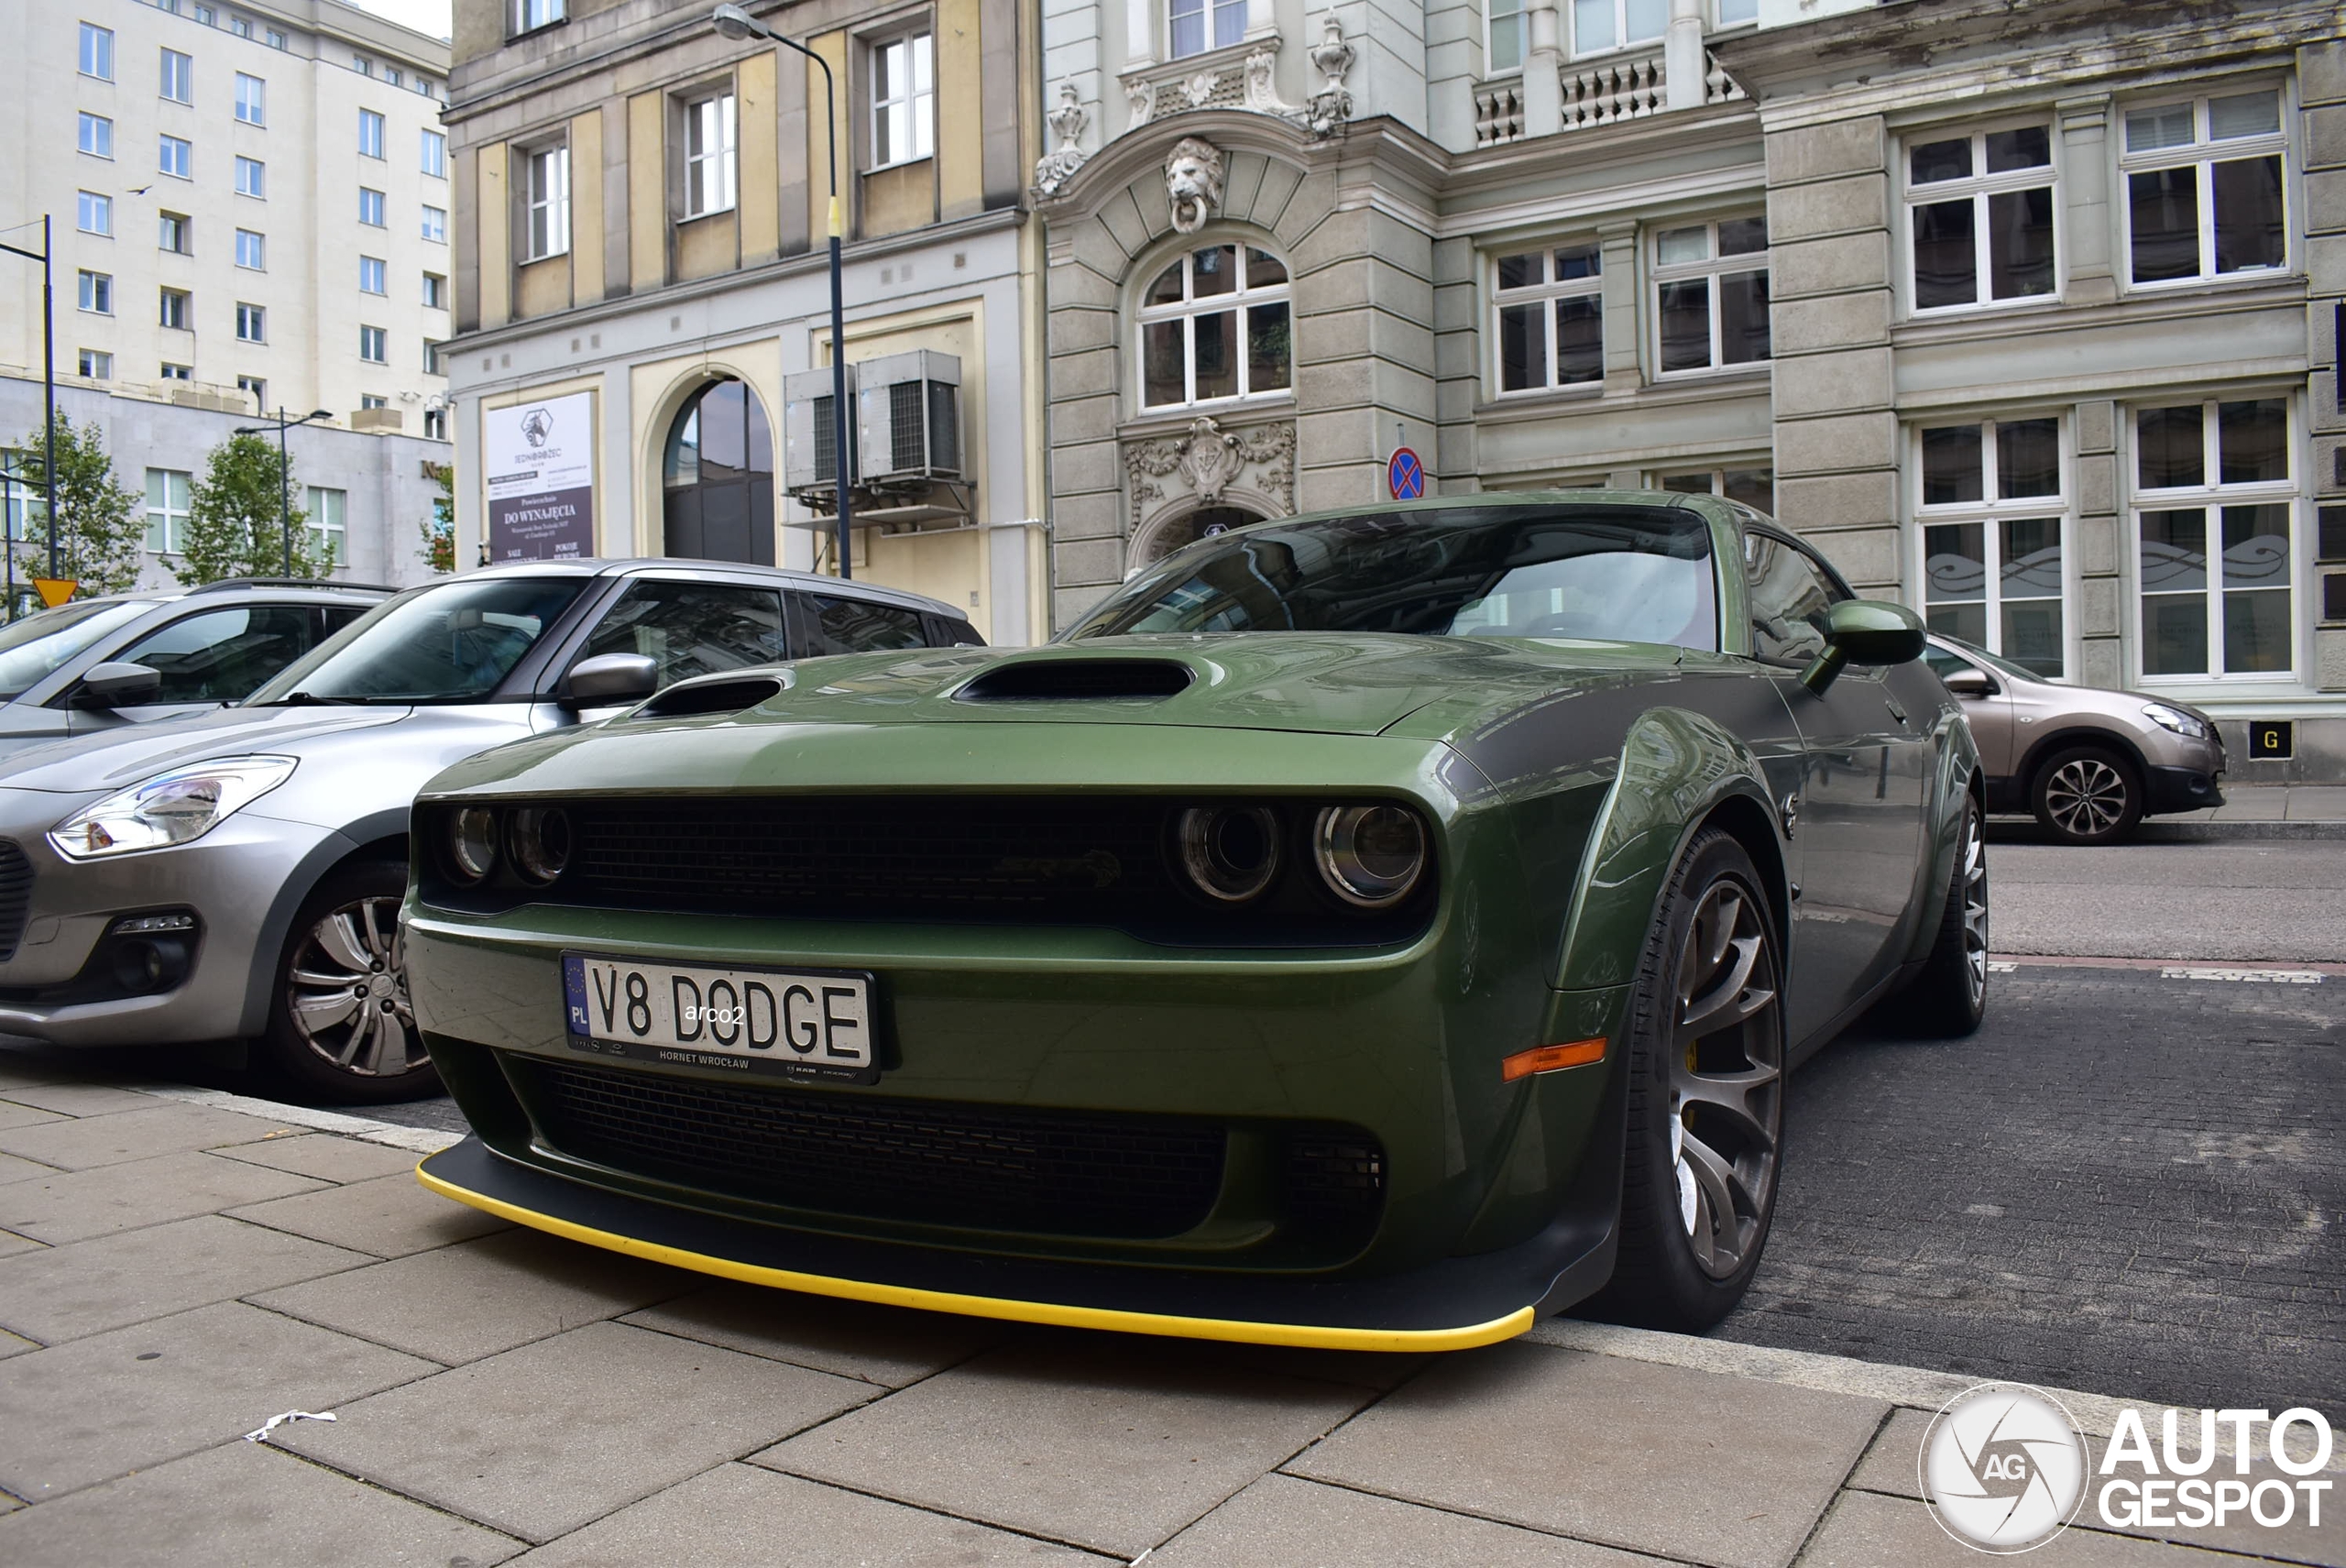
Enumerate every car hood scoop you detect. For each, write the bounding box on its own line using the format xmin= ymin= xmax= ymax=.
xmin=954 ymin=659 xmax=1194 ymax=703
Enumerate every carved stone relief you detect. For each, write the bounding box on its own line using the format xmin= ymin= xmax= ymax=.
xmin=1124 ymin=416 xmax=1297 ymax=534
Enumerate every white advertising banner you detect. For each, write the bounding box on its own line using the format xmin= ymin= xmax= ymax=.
xmin=484 ymin=392 xmax=596 ymax=561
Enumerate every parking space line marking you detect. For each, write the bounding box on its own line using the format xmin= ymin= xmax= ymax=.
xmin=2157 ymin=966 xmax=2324 ymax=984
xmin=1989 ymin=953 xmax=2346 ymax=978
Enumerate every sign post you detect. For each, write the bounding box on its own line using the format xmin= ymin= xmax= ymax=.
xmin=483 ymin=393 xmax=596 ymax=562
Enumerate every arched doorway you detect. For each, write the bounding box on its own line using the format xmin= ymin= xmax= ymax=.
xmin=663 ymin=378 xmax=775 ymax=565
xmin=1139 ymin=504 xmax=1256 ymax=568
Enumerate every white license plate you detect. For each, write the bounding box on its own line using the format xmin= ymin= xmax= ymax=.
xmin=561 ymin=952 xmax=877 ymax=1084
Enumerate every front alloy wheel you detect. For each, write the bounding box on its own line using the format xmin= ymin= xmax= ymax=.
xmin=256 ymin=861 xmax=440 ymax=1104
xmin=2033 ymin=747 xmax=2140 ymax=844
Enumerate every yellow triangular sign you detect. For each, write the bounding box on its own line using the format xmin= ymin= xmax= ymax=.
xmin=31 ymin=578 xmax=76 ymax=609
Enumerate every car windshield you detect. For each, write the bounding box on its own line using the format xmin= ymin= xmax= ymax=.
xmin=248 ymin=576 xmax=588 ymax=704
xmin=1936 ymin=633 xmax=2043 ymax=683
xmin=1068 ymin=506 xmax=1718 ymax=651
xmin=0 ymin=599 xmax=159 ymax=699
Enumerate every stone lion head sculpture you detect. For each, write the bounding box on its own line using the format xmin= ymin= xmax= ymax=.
xmin=1164 ymin=137 xmax=1225 ymax=235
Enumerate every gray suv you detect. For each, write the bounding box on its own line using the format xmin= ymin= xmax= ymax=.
xmin=1923 ymin=633 xmax=2225 ymax=845
xmin=0 ymin=559 xmax=979 ymax=1102
xmin=0 ymin=579 xmax=389 ymax=761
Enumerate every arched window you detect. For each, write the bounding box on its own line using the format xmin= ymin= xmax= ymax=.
xmin=1138 ymin=244 xmax=1291 ymax=411
xmin=662 ymin=377 xmax=775 ymax=565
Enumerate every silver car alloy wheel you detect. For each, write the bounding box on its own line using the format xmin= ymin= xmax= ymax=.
xmin=1669 ymin=877 xmax=1783 ymax=1280
xmin=1959 ymin=804 xmax=1990 ymax=1006
xmin=286 ymin=894 xmax=426 ymax=1078
xmin=2044 ymin=757 xmax=2129 ymax=839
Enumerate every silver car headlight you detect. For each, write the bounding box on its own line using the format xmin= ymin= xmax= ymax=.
xmin=49 ymin=755 xmax=299 ymax=861
xmin=2142 ymin=703 xmax=2211 ymax=741
xmin=1312 ymin=804 xmax=1428 ymax=907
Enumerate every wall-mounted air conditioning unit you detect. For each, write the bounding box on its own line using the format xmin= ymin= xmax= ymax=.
xmin=782 ymin=364 xmax=857 ymax=498
xmin=854 ymin=350 xmax=961 ymax=485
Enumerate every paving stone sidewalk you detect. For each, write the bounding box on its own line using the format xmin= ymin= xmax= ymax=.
xmin=0 ymin=1061 xmax=2336 ymax=1568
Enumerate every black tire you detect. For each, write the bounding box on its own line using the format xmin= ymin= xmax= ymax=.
xmin=1885 ymin=791 xmax=1989 ymax=1038
xmin=251 ymin=860 xmax=442 ymax=1106
xmin=1584 ymin=828 xmax=1786 ymax=1333
xmin=2031 ymin=744 xmax=2142 ymax=845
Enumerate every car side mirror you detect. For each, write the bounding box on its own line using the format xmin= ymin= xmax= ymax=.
xmin=1941 ymin=668 xmax=1998 ymax=699
xmin=561 ymin=652 xmax=660 ymax=708
xmin=1800 ymin=599 xmax=1925 ymax=695
xmin=75 ymin=662 xmax=163 ymax=708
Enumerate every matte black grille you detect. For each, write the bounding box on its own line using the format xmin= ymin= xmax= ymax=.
xmin=520 ymin=1058 xmax=1228 ymax=1239
xmin=0 ymin=842 xmax=32 ymax=961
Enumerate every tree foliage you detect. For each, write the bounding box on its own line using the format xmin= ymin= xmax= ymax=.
xmin=176 ymin=433 xmax=331 ymax=585
xmin=422 ymin=460 xmax=455 ymax=573
xmin=9 ymin=413 xmax=144 ymax=597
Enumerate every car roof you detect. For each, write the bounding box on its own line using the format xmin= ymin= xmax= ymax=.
xmin=65 ymin=577 xmax=392 ymax=608
xmin=464 ymin=557 xmax=967 ymax=620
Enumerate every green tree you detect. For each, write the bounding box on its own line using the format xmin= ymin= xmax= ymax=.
xmin=10 ymin=413 xmax=144 ymax=597
xmin=176 ymin=433 xmax=332 ymax=585
xmin=422 ymin=460 xmax=455 ymax=573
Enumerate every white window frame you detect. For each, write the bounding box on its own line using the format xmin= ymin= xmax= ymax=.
xmin=78 ymin=113 xmax=113 ymax=159
xmin=266 ymin=28 xmax=285 ymax=49
xmin=159 ymin=286 xmax=191 ymax=331
xmin=422 ymin=270 xmax=446 ymax=308
xmin=421 ymin=128 xmax=447 ymax=179
xmin=159 ymin=361 xmax=193 ymax=381
xmin=160 ymin=48 xmax=193 ymax=104
xmin=2118 ymin=87 xmax=2291 ymax=291
xmin=234 ymin=72 xmax=266 ymax=126
xmin=76 ymin=191 xmax=111 ymax=236
xmin=683 ymin=92 xmax=737 ymax=218
xmin=1660 ymin=466 xmax=1776 ymax=513
xmin=359 ymin=324 xmax=388 ymax=364
xmin=159 ymin=135 xmax=193 ymax=181
xmin=145 ymin=468 xmax=192 ymax=554
xmin=1488 ymin=241 xmax=1605 ymax=398
xmin=159 ymin=212 xmax=191 ymax=254
xmin=1648 ymin=215 xmax=1770 ymax=378
xmin=1714 ymin=0 xmax=1758 ymax=27
xmin=1486 ymin=0 xmax=1526 ymax=75
xmin=358 ymin=255 xmax=387 ymax=294
xmin=1900 ymin=122 xmax=2060 ymax=317
xmin=77 ymin=348 xmax=112 ymax=379
xmin=1569 ymin=0 xmax=1666 ymax=59
xmin=236 ymin=374 xmax=266 ymax=410
xmin=236 ymin=156 xmax=266 ymax=199
xmin=2129 ymin=395 xmax=2300 ymax=685
xmin=236 ymin=229 xmax=265 ymax=269
xmin=1168 ymin=0 xmax=1245 ymax=60
xmin=358 ymin=187 xmax=387 ymax=227
xmin=232 ymin=16 xmax=250 ymax=38
xmin=358 ymin=108 xmax=385 ymax=159
xmin=79 ymin=23 xmax=113 ymax=82
xmin=422 ymin=204 xmax=448 ymax=243
xmin=1135 ymin=242 xmax=1293 ymax=411
xmin=236 ymin=301 xmax=266 ymax=342
xmin=512 ymin=0 xmax=565 ymax=35
xmin=870 ymin=34 xmax=934 ymax=169
xmin=521 ymin=143 xmax=569 ymax=260
xmin=305 ymin=486 xmax=346 ymax=562
xmin=1912 ymin=415 xmax=2073 ymax=677
xmin=77 ymin=269 xmax=112 ymax=313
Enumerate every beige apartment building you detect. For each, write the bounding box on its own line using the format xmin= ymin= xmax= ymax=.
xmin=440 ymin=0 xmax=1047 ymax=644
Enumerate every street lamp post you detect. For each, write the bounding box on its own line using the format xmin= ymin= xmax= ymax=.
xmin=232 ymin=409 xmax=334 ymax=576
xmin=0 ymin=217 xmax=60 ymax=579
xmin=711 ymin=3 xmax=853 ymax=579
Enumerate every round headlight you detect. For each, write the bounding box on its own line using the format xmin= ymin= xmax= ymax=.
xmin=1313 ymin=805 xmax=1427 ymax=907
xmin=509 ymin=806 xmax=571 ymax=885
xmin=449 ymin=806 xmax=499 ymax=883
xmin=1176 ymin=806 xmax=1280 ymax=904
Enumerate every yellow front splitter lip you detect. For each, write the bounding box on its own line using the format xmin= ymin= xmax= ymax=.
xmin=417 ymin=1154 xmax=1536 ymax=1354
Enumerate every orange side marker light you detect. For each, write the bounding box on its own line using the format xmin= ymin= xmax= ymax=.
xmin=1500 ymin=1037 xmax=1608 ymax=1083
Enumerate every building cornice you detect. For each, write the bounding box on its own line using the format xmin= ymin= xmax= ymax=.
xmin=1036 ymin=111 xmax=1452 ymax=227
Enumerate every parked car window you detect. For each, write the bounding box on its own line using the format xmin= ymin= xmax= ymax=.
xmin=248 ymin=576 xmax=588 ymax=703
xmin=111 ymin=604 xmax=321 ymax=702
xmin=1935 ymin=630 xmax=2040 ymax=683
xmin=1745 ymin=532 xmax=1844 ymax=663
xmin=796 ymin=593 xmax=931 ymax=656
xmin=1069 ymin=507 xmax=1717 ymax=650
xmin=0 ymin=599 xmax=157 ymax=699
xmin=578 ymin=581 xmax=787 ymax=685
xmin=1922 ymin=644 xmax=1978 ymax=684
xmin=321 ymin=604 xmax=371 ymax=636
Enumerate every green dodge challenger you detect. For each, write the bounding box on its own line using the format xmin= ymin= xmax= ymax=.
xmin=407 ymin=492 xmax=1986 ymax=1350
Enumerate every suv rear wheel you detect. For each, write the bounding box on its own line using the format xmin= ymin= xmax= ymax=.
xmin=2031 ymin=745 xmax=2142 ymax=846
xmin=253 ymin=860 xmax=441 ymax=1104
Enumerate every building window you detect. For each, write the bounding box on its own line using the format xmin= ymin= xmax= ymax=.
xmin=1906 ymin=125 xmax=2055 ymax=312
xmin=236 ymin=228 xmax=265 ymax=269
xmin=1662 ymin=467 xmax=1775 ymax=513
xmin=236 ymin=302 xmax=266 ymax=342
xmin=358 ymin=108 xmax=385 ymax=159
xmin=76 ymin=191 xmax=112 ymax=236
xmin=1487 ymin=0 xmax=1525 ymax=73
xmin=2122 ymin=90 xmax=2286 ymax=287
xmin=1651 ymin=216 xmax=1769 ymax=374
xmin=358 ymin=187 xmax=386 ymax=226
xmin=159 ymin=135 xmax=193 ymax=180
xmin=266 ymin=28 xmax=285 ymax=49
xmin=159 ymin=213 xmax=192 ymax=254
xmin=1169 ymin=0 xmax=1244 ymax=59
xmin=1716 ymin=0 xmax=1757 ymax=24
xmin=422 ymin=339 xmax=444 ymax=375
xmin=1916 ymin=416 xmax=2067 ymax=676
xmin=422 ymin=270 xmax=446 ymax=307
xmin=159 ymin=361 xmax=193 ymax=381
xmin=683 ymin=93 xmax=737 ymax=216
xmin=77 ymin=349 xmax=112 ymax=378
xmin=872 ymin=36 xmax=934 ymax=167
xmin=359 ymin=324 xmax=388 ymax=363
xmin=305 ymin=486 xmax=345 ymax=563
xmin=145 ymin=468 xmax=192 ymax=553
xmin=1572 ymin=0 xmax=1665 ymax=56
xmin=353 ymin=55 xmax=371 ymax=76
xmin=421 ymin=128 xmax=446 ymax=178
xmin=423 ymin=407 xmax=447 ymax=440
xmin=159 ymin=287 xmax=190 ymax=330
xmin=195 ymin=5 xmax=214 ymax=23
xmin=77 ymin=270 xmax=112 ymax=313
xmin=234 ymin=72 xmax=266 ymax=125
xmin=512 ymin=0 xmax=565 ymax=34
xmin=417 ymin=78 xmax=438 ymax=100
xmin=522 ymin=145 xmax=569 ymax=259
xmin=236 ymin=374 xmax=265 ymax=410
xmin=78 ymin=113 xmax=114 ymax=159
xmin=236 ymin=156 xmax=266 ymax=198
xmin=79 ymin=22 xmax=113 ymax=81
xmin=422 ymin=204 xmax=448 ymax=243
xmin=386 ymin=67 xmax=401 ymax=88
xmin=1139 ymin=244 xmax=1291 ymax=409
xmin=232 ymin=16 xmax=250 ymax=38
xmin=1492 ymin=242 xmax=1603 ymax=394
xmin=359 ymin=256 xmax=387 ymax=294
xmin=2133 ymin=397 xmax=2296 ymax=678
xmin=160 ymin=48 xmax=193 ymax=104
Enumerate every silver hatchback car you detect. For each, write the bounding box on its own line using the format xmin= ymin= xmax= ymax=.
xmin=1922 ymin=633 xmax=2225 ymax=844
xmin=0 ymin=559 xmax=980 ymax=1102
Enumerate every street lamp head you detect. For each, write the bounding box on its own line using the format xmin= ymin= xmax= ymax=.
xmin=307 ymin=409 xmax=333 ymax=422
xmin=232 ymin=425 xmax=261 ymax=436
xmin=711 ymin=4 xmax=769 ymax=41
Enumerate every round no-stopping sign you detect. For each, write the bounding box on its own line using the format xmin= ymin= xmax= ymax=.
xmin=1388 ymin=446 xmax=1425 ymax=500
